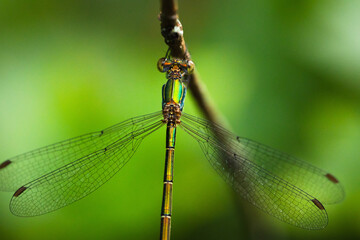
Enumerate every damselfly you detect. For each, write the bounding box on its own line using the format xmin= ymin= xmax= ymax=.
xmin=0 ymin=57 xmax=344 ymax=240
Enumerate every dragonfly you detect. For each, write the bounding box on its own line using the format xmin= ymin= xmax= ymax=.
xmin=0 ymin=56 xmax=344 ymax=240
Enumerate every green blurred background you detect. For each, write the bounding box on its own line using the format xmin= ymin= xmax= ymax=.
xmin=0 ymin=0 xmax=359 ymax=239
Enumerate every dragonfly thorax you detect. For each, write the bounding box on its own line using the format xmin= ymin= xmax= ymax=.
xmin=160 ymin=59 xmax=192 ymax=112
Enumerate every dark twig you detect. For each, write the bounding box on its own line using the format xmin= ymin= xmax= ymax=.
xmin=158 ymin=1 xmax=275 ymax=240
xmin=159 ymin=0 xmax=223 ymax=125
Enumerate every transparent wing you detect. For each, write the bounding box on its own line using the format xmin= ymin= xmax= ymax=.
xmin=181 ymin=114 xmax=344 ymax=205
xmin=180 ymin=113 xmax=344 ymax=229
xmin=9 ymin=115 xmax=165 ymax=216
xmin=0 ymin=112 xmax=163 ymax=192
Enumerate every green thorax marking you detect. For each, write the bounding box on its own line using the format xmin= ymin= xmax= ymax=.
xmin=162 ymin=79 xmax=186 ymax=110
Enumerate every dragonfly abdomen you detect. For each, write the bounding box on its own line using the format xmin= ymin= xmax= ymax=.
xmin=160 ymin=119 xmax=177 ymax=239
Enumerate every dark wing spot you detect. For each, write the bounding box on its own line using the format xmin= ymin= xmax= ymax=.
xmin=312 ymin=198 xmax=325 ymax=210
xmin=236 ymin=136 xmax=240 ymax=142
xmin=0 ymin=160 xmax=11 ymax=169
xmin=325 ymin=173 xmax=339 ymax=183
xmin=14 ymin=186 xmax=27 ymax=197
xmin=99 ymin=130 xmax=104 ymax=136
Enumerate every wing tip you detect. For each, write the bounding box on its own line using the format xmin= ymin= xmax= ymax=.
xmin=312 ymin=198 xmax=325 ymax=210
xmin=13 ymin=186 xmax=27 ymax=197
xmin=325 ymin=173 xmax=339 ymax=184
xmin=0 ymin=160 xmax=12 ymax=169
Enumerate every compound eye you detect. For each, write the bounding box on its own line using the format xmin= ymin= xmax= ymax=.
xmin=186 ymin=60 xmax=195 ymax=74
xmin=179 ymin=60 xmax=195 ymax=74
xmin=157 ymin=58 xmax=172 ymax=72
